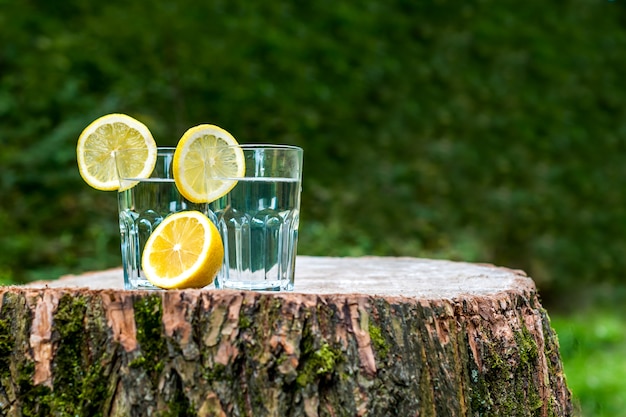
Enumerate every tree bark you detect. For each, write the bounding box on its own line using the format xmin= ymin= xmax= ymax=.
xmin=1 ymin=256 xmax=572 ymax=416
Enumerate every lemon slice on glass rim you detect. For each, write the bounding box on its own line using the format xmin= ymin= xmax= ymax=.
xmin=76 ymin=113 xmax=157 ymax=191
xmin=141 ymin=210 xmax=224 ymax=289
xmin=173 ymin=124 xmax=245 ymax=203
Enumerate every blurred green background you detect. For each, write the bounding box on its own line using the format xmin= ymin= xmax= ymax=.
xmin=1 ymin=0 xmax=625 ymax=414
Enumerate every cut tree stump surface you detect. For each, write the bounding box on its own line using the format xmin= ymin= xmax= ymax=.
xmin=1 ymin=256 xmax=573 ymax=416
xmin=27 ymin=256 xmax=528 ymax=297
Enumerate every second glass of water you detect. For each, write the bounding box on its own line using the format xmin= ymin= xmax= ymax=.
xmin=210 ymin=145 xmax=303 ymax=291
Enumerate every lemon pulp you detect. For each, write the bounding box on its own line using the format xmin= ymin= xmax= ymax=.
xmin=173 ymin=124 xmax=245 ymax=203
xmin=76 ymin=113 xmax=157 ymax=191
xmin=141 ymin=210 xmax=223 ymax=289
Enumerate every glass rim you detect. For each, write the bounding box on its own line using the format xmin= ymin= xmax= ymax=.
xmin=115 ymin=144 xmax=302 ymax=153
xmin=224 ymin=144 xmax=303 ymax=152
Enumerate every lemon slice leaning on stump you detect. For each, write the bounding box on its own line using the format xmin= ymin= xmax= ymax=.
xmin=76 ymin=113 xmax=157 ymax=190
xmin=172 ymin=124 xmax=245 ymax=203
xmin=141 ymin=210 xmax=224 ymax=289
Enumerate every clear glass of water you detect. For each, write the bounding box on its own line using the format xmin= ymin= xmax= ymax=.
xmin=209 ymin=145 xmax=303 ymax=291
xmin=115 ymin=147 xmax=208 ymax=289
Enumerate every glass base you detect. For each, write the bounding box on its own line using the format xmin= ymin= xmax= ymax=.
xmin=124 ymin=278 xmax=160 ymax=290
xmin=215 ymin=277 xmax=294 ymax=292
xmin=124 ymin=277 xmax=218 ymax=290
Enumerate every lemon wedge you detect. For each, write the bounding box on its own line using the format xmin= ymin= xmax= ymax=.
xmin=77 ymin=113 xmax=157 ymax=190
xmin=172 ymin=124 xmax=245 ymax=203
xmin=141 ymin=210 xmax=223 ymax=289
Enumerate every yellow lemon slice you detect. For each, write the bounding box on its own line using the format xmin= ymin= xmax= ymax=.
xmin=77 ymin=113 xmax=157 ymax=191
xmin=173 ymin=124 xmax=245 ymax=203
xmin=141 ymin=210 xmax=223 ymax=289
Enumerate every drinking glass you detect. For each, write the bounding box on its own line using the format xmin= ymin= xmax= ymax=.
xmin=209 ymin=145 xmax=303 ymax=291
xmin=115 ymin=147 xmax=208 ymax=289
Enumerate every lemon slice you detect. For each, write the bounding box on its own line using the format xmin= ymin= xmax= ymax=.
xmin=141 ymin=210 xmax=224 ymax=289
xmin=173 ymin=124 xmax=245 ymax=203
xmin=77 ymin=113 xmax=157 ymax=191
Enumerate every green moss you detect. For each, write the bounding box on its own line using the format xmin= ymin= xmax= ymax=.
xmin=202 ymin=362 xmax=226 ymax=382
xmin=160 ymin=401 xmax=195 ymax=417
xmin=19 ymin=361 xmax=52 ymax=417
xmin=469 ymin=323 xmax=551 ymax=416
xmin=292 ymin=305 xmax=343 ymax=389
xmin=51 ymin=294 xmax=88 ymax=414
xmin=129 ymin=356 xmax=145 ymax=368
xmin=79 ymin=362 xmax=109 ymax=416
xmin=368 ymin=323 xmax=389 ymax=358
xmin=239 ymin=314 xmax=252 ymax=330
xmin=133 ymin=295 xmax=167 ymax=382
xmin=514 ymin=327 xmax=545 ymax=416
xmin=515 ymin=326 xmax=539 ymax=365
xmin=296 ymin=342 xmax=339 ymax=387
xmin=134 ymin=295 xmax=194 ymax=417
xmin=159 ymin=379 xmax=194 ymax=417
xmin=0 ymin=316 xmax=13 ymax=381
xmin=47 ymin=294 xmax=110 ymax=416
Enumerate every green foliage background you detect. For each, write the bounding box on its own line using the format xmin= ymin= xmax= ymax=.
xmin=2 ymin=1 xmax=626 ymax=413
xmin=2 ymin=0 xmax=626 ymax=302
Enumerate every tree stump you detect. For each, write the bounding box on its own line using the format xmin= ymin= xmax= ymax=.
xmin=0 ymin=256 xmax=572 ymax=417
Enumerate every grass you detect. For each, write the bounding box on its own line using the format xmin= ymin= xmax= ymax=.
xmin=551 ymin=306 xmax=626 ymax=417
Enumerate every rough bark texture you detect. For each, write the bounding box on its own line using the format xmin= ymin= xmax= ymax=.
xmin=0 ymin=256 xmax=572 ymax=416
